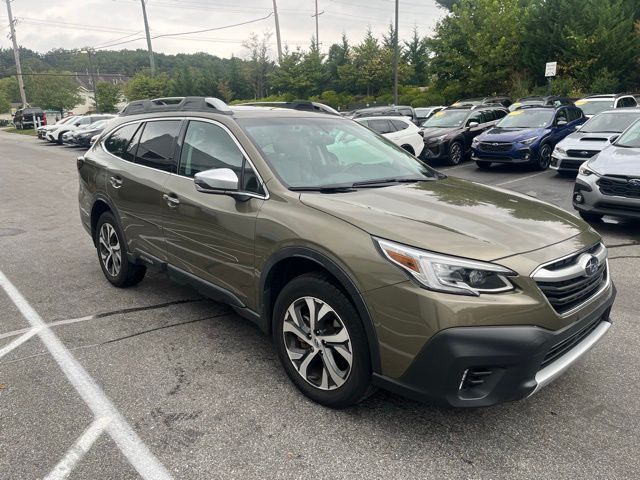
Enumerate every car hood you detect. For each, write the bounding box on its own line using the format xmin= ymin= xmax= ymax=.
xmin=421 ymin=127 xmax=460 ymax=140
xmin=556 ymin=131 xmax=615 ymax=150
xmin=479 ymin=127 xmax=547 ymax=142
xmin=300 ymin=177 xmax=588 ymax=262
xmin=588 ymin=145 xmax=640 ymax=176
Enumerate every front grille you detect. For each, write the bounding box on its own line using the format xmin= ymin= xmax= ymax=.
xmin=534 ymin=244 xmax=608 ymax=315
xmin=540 ymin=315 xmax=606 ymax=369
xmin=566 ymin=149 xmax=599 ymax=159
xmin=479 ymin=142 xmax=512 ymax=152
xmin=597 ymin=176 xmax=640 ymax=199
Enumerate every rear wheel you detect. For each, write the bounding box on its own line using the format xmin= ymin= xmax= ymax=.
xmin=95 ymin=212 xmax=146 ymax=287
xmin=578 ymin=211 xmax=603 ymax=222
xmin=273 ymin=273 xmax=373 ymax=408
xmin=447 ymin=141 xmax=464 ymax=166
xmin=476 ymin=161 xmax=492 ymax=170
xmin=535 ymin=143 xmax=552 ymax=170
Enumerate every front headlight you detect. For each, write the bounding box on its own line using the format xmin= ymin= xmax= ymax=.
xmin=520 ymin=136 xmax=538 ymax=145
xmin=432 ymin=134 xmax=448 ymax=143
xmin=375 ymin=238 xmax=516 ymax=296
xmin=578 ymin=164 xmax=599 ymax=176
xmin=554 ymin=146 xmax=566 ymax=155
xmin=471 ymin=137 xmax=480 ymax=146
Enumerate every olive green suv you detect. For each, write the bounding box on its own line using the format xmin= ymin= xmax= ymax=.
xmin=77 ymin=97 xmax=616 ymax=408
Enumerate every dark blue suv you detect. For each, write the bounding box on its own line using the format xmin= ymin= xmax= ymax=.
xmin=471 ymin=105 xmax=586 ymax=170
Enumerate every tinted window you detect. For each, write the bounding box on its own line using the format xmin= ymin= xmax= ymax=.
xmin=494 ymin=109 xmax=507 ymax=119
xmin=555 ymin=109 xmax=568 ymax=124
xmin=179 ymin=121 xmax=244 ymax=177
xmin=104 ymin=123 xmax=140 ymax=159
xmin=135 ymin=120 xmax=181 ymax=172
xmin=398 ymin=108 xmax=412 ymax=117
xmin=467 ymin=113 xmax=483 ymax=125
xmin=368 ymin=119 xmax=394 ymax=134
xmin=390 ymin=119 xmax=409 ymax=131
xmin=482 ymin=110 xmax=495 ymax=122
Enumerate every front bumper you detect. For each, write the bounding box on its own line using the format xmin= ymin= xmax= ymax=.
xmin=420 ymin=139 xmax=450 ymax=160
xmin=573 ymin=175 xmax=640 ymax=219
xmin=551 ymin=151 xmax=591 ymax=172
xmin=471 ymin=144 xmax=535 ymax=164
xmin=373 ymin=283 xmax=615 ymax=407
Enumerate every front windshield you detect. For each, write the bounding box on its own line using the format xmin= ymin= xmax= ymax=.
xmin=497 ymin=109 xmax=554 ymax=128
xmin=581 ymin=112 xmax=640 ymax=133
xmin=615 ymin=120 xmax=640 ymax=148
xmin=238 ymin=117 xmax=436 ymax=189
xmin=421 ymin=110 xmax=469 ymax=128
xmin=575 ymin=99 xmax=614 ymax=116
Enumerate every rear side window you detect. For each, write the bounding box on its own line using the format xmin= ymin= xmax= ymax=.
xmin=135 ymin=120 xmax=181 ymax=172
xmin=104 ymin=123 xmax=140 ymax=159
xmin=390 ymin=119 xmax=409 ymax=131
xmin=482 ymin=110 xmax=495 ymax=122
xmin=368 ymin=119 xmax=394 ymax=134
xmin=493 ymin=109 xmax=507 ymax=119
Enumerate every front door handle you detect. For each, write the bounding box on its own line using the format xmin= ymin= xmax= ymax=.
xmin=109 ymin=176 xmax=123 ymax=188
xmin=163 ymin=193 xmax=180 ymax=207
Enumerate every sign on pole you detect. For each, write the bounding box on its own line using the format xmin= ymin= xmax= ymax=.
xmin=545 ymin=61 xmax=557 ymax=77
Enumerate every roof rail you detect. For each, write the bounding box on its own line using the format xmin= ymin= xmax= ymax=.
xmin=119 ymin=96 xmax=232 ymax=116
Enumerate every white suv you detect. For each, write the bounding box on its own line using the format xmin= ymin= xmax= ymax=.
xmin=575 ymin=94 xmax=637 ymax=118
xmin=46 ymin=114 xmax=114 ymax=144
xmin=355 ymin=116 xmax=424 ymax=157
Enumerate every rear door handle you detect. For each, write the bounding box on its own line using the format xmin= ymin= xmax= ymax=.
xmin=163 ymin=193 xmax=180 ymax=207
xmin=109 ymin=176 xmax=123 ymax=188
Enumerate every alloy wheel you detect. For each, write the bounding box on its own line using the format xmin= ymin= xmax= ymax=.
xmin=539 ymin=144 xmax=551 ymax=169
xmin=282 ymin=296 xmax=353 ymax=391
xmin=98 ymin=223 xmax=122 ymax=277
xmin=450 ymin=143 xmax=462 ymax=165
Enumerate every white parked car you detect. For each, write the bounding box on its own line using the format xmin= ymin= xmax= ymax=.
xmin=46 ymin=114 xmax=115 ymax=144
xmin=355 ymin=116 xmax=424 ymax=157
xmin=575 ymin=94 xmax=637 ymax=119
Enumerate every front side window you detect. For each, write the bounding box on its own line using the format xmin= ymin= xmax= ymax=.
xmin=493 ymin=109 xmax=507 ymax=119
xmin=239 ymin=117 xmax=437 ymax=189
xmin=135 ymin=120 xmax=181 ymax=172
xmin=103 ymin=123 xmax=140 ymax=159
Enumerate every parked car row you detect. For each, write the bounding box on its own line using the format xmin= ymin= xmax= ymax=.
xmin=36 ymin=114 xmax=115 ymax=146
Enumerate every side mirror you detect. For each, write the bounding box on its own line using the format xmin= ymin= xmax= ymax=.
xmin=468 ymin=121 xmax=479 ymax=128
xmin=556 ymin=119 xmax=568 ymax=126
xmin=194 ymin=168 xmax=239 ymax=194
xmin=609 ymin=135 xmax=619 ymax=143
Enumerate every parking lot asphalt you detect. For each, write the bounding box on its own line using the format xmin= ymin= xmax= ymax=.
xmin=1 ymin=131 xmax=639 ymax=480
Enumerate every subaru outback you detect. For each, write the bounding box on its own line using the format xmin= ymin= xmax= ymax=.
xmin=78 ymin=97 xmax=615 ymax=408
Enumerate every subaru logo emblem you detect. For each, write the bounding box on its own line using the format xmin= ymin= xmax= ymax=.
xmin=629 ymin=179 xmax=640 ymax=187
xmin=584 ymin=255 xmax=599 ymax=277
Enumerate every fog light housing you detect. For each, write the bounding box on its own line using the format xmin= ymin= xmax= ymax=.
xmin=550 ymin=157 xmax=558 ymax=166
xmin=524 ymin=153 xmax=531 ymax=161
xmin=574 ymin=193 xmax=584 ymax=204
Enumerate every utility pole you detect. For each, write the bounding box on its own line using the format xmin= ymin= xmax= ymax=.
xmin=393 ymin=0 xmax=399 ymax=105
xmin=5 ymin=0 xmax=27 ymax=106
xmin=140 ymin=0 xmax=156 ymax=75
xmin=81 ymin=49 xmax=99 ymax=113
xmin=272 ymin=0 xmax=283 ymax=63
xmin=311 ymin=0 xmax=324 ymax=51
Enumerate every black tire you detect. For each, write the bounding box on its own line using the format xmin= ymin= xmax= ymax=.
xmin=401 ymin=145 xmax=415 ymax=156
xmin=535 ymin=143 xmax=552 ymax=170
xmin=272 ymin=272 xmax=373 ymax=408
xmin=57 ymin=132 xmax=64 ymax=145
xmin=476 ymin=161 xmax=492 ymax=169
xmin=578 ymin=211 xmax=603 ymax=222
xmin=94 ymin=212 xmax=146 ymax=288
xmin=447 ymin=141 xmax=464 ymax=166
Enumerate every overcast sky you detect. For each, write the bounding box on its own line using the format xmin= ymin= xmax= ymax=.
xmin=1 ymin=0 xmax=447 ymax=60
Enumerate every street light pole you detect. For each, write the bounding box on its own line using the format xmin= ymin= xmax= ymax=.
xmin=393 ymin=0 xmax=399 ymax=105
xmin=272 ymin=0 xmax=283 ymax=63
xmin=140 ymin=0 xmax=156 ymax=75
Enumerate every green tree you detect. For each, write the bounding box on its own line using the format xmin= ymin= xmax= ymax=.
xmin=404 ymin=27 xmax=429 ymax=86
xmin=123 ymin=72 xmax=173 ymax=100
xmin=242 ymin=33 xmax=273 ymax=98
xmin=0 ymin=90 xmax=10 ymax=113
xmin=25 ymin=72 xmax=81 ymax=112
xmin=95 ymin=82 xmax=121 ymax=112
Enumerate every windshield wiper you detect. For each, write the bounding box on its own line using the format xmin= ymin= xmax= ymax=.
xmin=289 ymin=184 xmax=357 ymax=193
xmin=352 ymin=177 xmax=430 ymax=187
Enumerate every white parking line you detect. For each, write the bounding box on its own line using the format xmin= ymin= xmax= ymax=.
xmin=0 ymin=328 xmax=39 ymax=359
xmin=44 ymin=416 xmax=111 ymax=480
xmin=496 ymin=171 xmax=549 ymax=187
xmin=0 ymin=271 xmax=173 ymax=480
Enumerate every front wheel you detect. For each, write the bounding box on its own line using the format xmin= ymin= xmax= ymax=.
xmin=95 ymin=212 xmax=146 ymax=287
xmin=272 ymin=273 xmax=373 ymax=408
xmin=447 ymin=141 xmax=464 ymax=166
xmin=535 ymin=143 xmax=552 ymax=170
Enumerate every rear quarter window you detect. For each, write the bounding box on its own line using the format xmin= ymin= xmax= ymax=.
xmin=103 ymin=123 xmax=140 ymax=159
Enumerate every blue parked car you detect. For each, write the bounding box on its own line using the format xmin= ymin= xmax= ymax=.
xmin=471 ymin=105 xmax=586 ymax=170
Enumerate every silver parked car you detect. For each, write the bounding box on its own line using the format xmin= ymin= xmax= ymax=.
xmin=573 ymin=118 xmax=640 ymax=221
xmin=552 ymin=109 xmax=640 ymax=173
